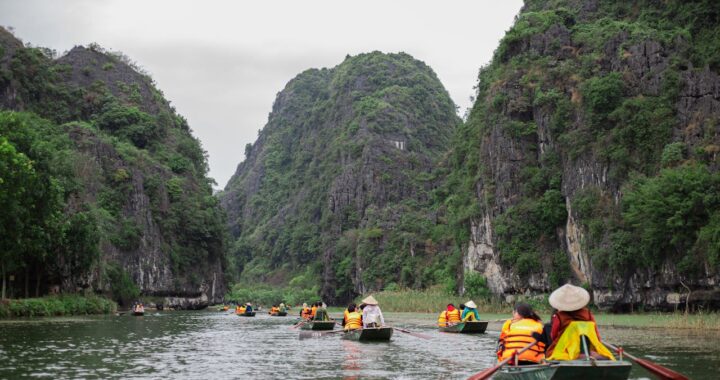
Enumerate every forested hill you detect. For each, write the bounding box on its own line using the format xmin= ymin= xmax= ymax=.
xmin=452 ymin=0 xmax=720 ymax=310
xmin=0 ymin=28 xmax=226 ymax=307
xmin=220 ymin=52 xmax=461 ymax=303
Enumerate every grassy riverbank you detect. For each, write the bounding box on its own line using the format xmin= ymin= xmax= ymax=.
xmin=0 ymin=295 xmax=117 ymax=318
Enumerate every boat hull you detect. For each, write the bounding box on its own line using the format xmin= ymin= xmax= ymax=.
xmin=494 ymin=360 xmax=632 ymax=380
xmin=237 ymin=312 xmax=256 ymax=317
xmin=132 ymin=311 xmax=144 ymax=316
xmin=342 ymin=327 xmax=393 ymax=341
xmin=299 ymin=321 xmax=335 ymax=330
xmin=438 ymin=321 xmax=488 ymax=333
xmin=270 ymin=312 xmax=288 ymax=316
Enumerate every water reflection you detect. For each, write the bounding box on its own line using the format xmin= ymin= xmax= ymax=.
xmin=0 ymin=311 xmax=715 ymax=379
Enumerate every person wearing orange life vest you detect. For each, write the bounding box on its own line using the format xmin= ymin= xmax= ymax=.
xmin=300 ymin=303 xmax=312 ymax=319
xmin=437 ymin=303 xmax=461 ymax=327
xmin=343 ymin=304 xmax=363 ymax=331
xmin=342 ymin=303 xmax=357 ymax=327
xmin=269 ymin=305 xmax=280 ymax=314
xmin=310 ymin=302 xmax=319 ymax=319
xmin=497 ymin=303 xmax=546 ymax=365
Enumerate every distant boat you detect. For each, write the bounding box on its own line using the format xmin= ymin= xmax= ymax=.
xmin=237 ymin=311 xmax=256 ymax=317
xmin=270 ymin=311 xmax=288 ymax=316
xmin=342 ymin=327 xmax=393 ymax=341
xmin=438 ymin=321 xmax=488 ymax=333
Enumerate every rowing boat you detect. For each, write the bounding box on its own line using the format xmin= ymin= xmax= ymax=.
xmin=438 ymin=321 xmax=488 ymax=333
xmin=237 ymin=311 xmax=256 ymax=317
xmin=342 ymin=327 xmax=393 ymax=341
xmin=270 ymin=311 xmax=288 ymax=316
xmin=132 ymin=311 xmax=144 ymax=316
xmin=493 ymin=359 xmax=632 ymax=380
xmin=299 ymin=321 xmax=335 ymax=330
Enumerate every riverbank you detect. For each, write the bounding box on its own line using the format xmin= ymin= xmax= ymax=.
xmin=0 ymin=295 xmax=117 ymax=318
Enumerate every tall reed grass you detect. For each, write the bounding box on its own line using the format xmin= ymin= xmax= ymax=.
xmin=0 ymin=295 xmax=117 ymax=318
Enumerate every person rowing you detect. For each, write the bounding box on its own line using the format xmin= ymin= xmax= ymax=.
xmin=313 ymin=302 xmax=331 ymax=321
xmin=545 ymin=284 xmax=615 ymax=361
xmin=361 ymin=296 xmax=384 ymax=328
xmin=461 ymin=300 xmax=480 ymax=321
xmin=496 ymin=303 xmax=546 ymax=365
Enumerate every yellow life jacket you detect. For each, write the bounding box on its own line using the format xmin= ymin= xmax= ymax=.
xmin=237 ymin=307 xmax=246 ymax=314
xmin=463 ymin=311 xmax=477 ymax=322
xmin=547 ymin=321 xmax=615 ymax=361
xmin=437 ymin=312 xmax=448 ymax=327
xmin=498 ymin=318 xmax=546 ymax=363
xmin=447 ymin=309 xmax=461 ymax=323
xmin=343 ymin=309 xmax=350 ymax=325
xmin=345 ymin=311 xmax=362 ymax=330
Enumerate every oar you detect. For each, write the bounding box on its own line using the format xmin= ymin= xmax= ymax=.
xmin=290 ymin=319 xmax=309 ymax=329
xmin=392 ymin=327 xmax=431 ymax=340
xmin=298 ymin=330 xmax=345 ymax=340
xmin=604 ymin=343 xmax=688 ymax=380
xmin=466 ymin=340 xmax=538 ymax=380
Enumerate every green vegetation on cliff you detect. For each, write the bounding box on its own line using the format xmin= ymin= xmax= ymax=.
xmin=0 ymin=30 xmax=226 ymax=304
xmin=446 ymin=0 xmax=720 ymax=308
xmin=222 ymin=52 xmax=460 ymax=303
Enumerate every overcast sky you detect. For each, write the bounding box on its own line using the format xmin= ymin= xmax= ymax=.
xmin=0 ymin=0 xmax=523 ymax=188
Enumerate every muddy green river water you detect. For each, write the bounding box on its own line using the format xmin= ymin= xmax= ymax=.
xmin=0 ymin=311 xmax=716 ymax=379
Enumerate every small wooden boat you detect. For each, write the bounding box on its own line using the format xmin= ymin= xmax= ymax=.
xmin=237 ymin=311 xmax=256 ymax=317
xmin=270 ymin=311 xmax=288 ymax=316
xmin=299 ymin=320 xmax=336 ymax=330
xmin=493 ymin=359 xmax=632 ymax=380
xmin=342 ymin=327 xmax=393 ymax=341
xmin=438 ymin=321 xmax=488 ymax=333
xmin=132 ymin=311 xmax=144 ymax=316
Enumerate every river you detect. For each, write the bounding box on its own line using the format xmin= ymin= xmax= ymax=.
xmin=0 ymin=310 xmax=716 ymax=379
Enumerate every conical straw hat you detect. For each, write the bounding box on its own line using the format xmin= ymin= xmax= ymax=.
xmin=361 ymin=295 xmax=379 ymax=305
xmin=549 ymin=284 xmax=590 ymax=312
xmin=465 ymin=300 xmax=477 ymax=308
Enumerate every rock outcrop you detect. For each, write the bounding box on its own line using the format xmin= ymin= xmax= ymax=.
xmin=221 ymin=52 xmax=459 ymax=303
xmin=459 ymin=1 xmax=720 ymax=311
xmin=0 ymin=29 xmax=225 ymax=307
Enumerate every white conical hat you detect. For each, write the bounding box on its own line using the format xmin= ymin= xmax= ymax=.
xmin=362 ymin=295 xmax=379 ymax=305
xmin=465 ymin=300 xmax=477 ymax=308
xmin=549 ymin=284 xmax=590 ymax=312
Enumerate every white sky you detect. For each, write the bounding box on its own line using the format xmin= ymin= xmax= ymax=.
xmin=0 ymin=0 xmax=523 ymax=188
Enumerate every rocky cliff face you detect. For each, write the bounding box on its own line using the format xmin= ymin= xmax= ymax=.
xmin=221 ymin=52 xmax=460 ymax=303
xmin=0 ymin=29 xmax=226 ymax=307
xmin=458 ymin=0 xmax=720 ymax=310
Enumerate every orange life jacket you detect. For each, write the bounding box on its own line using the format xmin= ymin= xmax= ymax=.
xmin=344 ymin=311 xmax=362 ymax=330
xmin=497 ymin=318 xmax=546 ymax=363
xmin=270 ymin=307 xmax=279 ymax=313
xmin=301 ymin=307 xmax=312 ymax=319
xmin=344 ymin=309 xmax=350 ymax=325
xmin=446 ymin=309 xmax=461 ymax=323
xmin=311 ymin=306 xmax=318 ymax=318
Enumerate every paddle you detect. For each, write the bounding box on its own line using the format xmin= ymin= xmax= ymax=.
xmin=604 ymin=342 xmax=688 ymax=380
xmin=466 ymin=340 xmax=538 ymax=380
xmin=298 ymin=330 xmax=345 ymax=340
xmin=392 ymin=327 xmax=431 ymax=340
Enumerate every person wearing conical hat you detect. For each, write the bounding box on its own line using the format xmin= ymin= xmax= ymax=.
xmin=361 ymin=295 xmax=385 ymax=328
xmin=461 ymin=300 xmax=480 ymax=322
xmin=545 ymin=284 xmax=614 ymax=360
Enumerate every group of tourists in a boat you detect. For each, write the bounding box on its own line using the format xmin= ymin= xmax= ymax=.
xmin=298 ymin=296 xmax=386 ymax=331
xmin=437 ymin=300 xmax=481 ymax=326
xmin=494 ymin=284 xmax=614 ymax=365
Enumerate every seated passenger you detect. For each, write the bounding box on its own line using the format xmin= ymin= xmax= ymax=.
xmin=497 ymin=303 xmax=545 ymax=365
xmin=344 ymin=305 xmax=363 ymax=331
xmin=545 ymin=284 xmax=615 ymax=361
xmin=461 ymin=300 xmax=480 ymax=321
